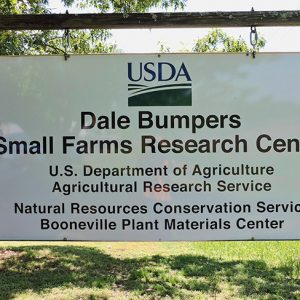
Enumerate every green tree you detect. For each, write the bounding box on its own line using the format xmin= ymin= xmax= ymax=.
xmin=72 ymin=0 xmax=186 ymax=13
xmin=0 ymin=0 xmax=186 ymax=55
xmin=157 ymin=41 xmax=171 ymax=53
xmin=193 ymin=29 xmax=265 ymax=53
xmin=157 ymin=29 xmax=266 ymax=53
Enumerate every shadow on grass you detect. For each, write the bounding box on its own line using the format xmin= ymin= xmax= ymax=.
xmin=0 ymin=245 xmax=299 ymax=299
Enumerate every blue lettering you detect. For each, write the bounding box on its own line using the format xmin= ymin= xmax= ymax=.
xmin=144 ymin=62 xmax=156 ymax=81
xmin=128 ymin=63 xmax=142 ymax=82
xmin=175 ymin=63 xmax=191 ymax=81
xmin=128 ymin=62 xmax=191 ymax=82
xmin=158 ymin=62 xmax=176 ymax=81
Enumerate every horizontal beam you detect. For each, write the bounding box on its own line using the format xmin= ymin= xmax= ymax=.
xmin=1 ymin=11 xmax=300 ymax=31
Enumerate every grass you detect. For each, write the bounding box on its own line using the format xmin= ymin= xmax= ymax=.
xmin=0 ymin=241 xmax=300 ymax=299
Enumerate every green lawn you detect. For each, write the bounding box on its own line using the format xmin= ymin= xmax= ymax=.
xmin=0 ymin=241 xmax=300 ymax=299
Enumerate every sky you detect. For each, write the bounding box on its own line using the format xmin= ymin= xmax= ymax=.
xmin=48 ymin=0 xmax=300 ymax=52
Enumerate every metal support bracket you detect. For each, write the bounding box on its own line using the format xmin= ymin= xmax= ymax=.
xmin=250 ymin=8 xmax=258 ymax=59
xmin=63 ymin=10 xmax=70 ymax=61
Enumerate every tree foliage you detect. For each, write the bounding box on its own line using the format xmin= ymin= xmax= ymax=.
xmin=157 ymin=29 xmax=266 ymax=53
xmin=71 ymin=0 xmax=186 ymax=13
xmin=157 ymin=41 xmax=171 ymax=53
xmin=0 ymin=0 xmax=186 ymax=55
xmin=193 ymin=29 xmax=266 ymax=53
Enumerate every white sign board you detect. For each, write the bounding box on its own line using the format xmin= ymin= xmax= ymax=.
xmin=0 ymin=54 xmax=300 ymax=241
